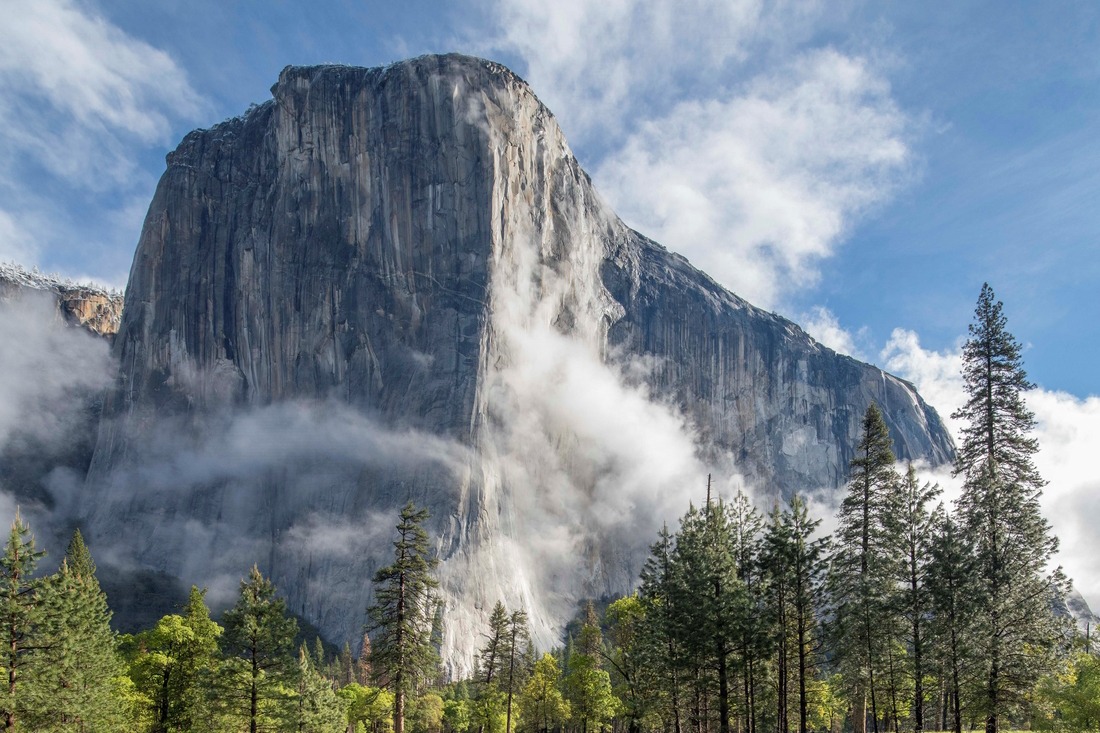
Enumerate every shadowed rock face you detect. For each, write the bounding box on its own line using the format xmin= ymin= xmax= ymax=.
xmin=81 ymin=54 xmax=953 ymax=673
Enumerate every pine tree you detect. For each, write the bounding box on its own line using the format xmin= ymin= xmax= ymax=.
xmin=480 ymin=602 xmax=511 ymax=686
xmin=952 ymin=284 xmax=1068 ymax=733
xmin=765 ymin=493 xmax=827 ymax=730
xmin=0 ymin=513 xmax=47 ymax=731
xmin=828 ymin=404 xmax=901 ymax=733
xmin=926 ymin=514 xmax=978 ymax=733
xmin=221 ymin=565 xmax=299 ymax=733
xmin=672 ymin=500 xmax=743 ymax=733
xmin=31 ymin=529 xmax=126 ymax=731
xmin=293 ymin=644 xmax=347 ymax=733
xmin=892 ymin=465 xmax=941 ymax=733
xmin=367 ymin=502 xmax=440 ymax=733
xmin=728 ymin=491 xmax=765 ymax=733
xmin=637 ymin=524 xmax=684 ymax=733
xmin=503 ymin=609 xmax=530 ymax=733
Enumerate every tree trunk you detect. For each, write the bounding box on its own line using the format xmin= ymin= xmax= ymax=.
xmin=852 ymin=692 xmax=866 ymax=733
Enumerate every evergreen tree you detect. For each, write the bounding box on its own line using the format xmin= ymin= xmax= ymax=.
xmin=220 ymin=565 xmax=299 ymax=733
xmin=503 ymin=609 xmax=530 ymax=733
xmin=30 ymin=529 xmax=126 ymax=731
xmin=293 ymin=644 xmax=347 ymax=733
xmin=952 ymin=284 xmax=1068 ymax=733
xmin=728 ymin=491 xmax=765 ymax=733
xmin=636 ymin=525 xmax=684 ymax=733
xmin=367 ymin=502 xmax=440 ymax=733
xmin=892 ymin=465 xmax=941 ymax=733
xmin=339 ymin=642 xmax=355 ymax=687
xmin=926 ymin=514 xmax=978 ymax=733
xmin=759 ymin=498 xmax=828 ymax=733
xmin=0 ymin=512 xmax=47 ymax=731
xmin=480 ymin=602 xmax=511 ymax=686
xmin=828 ymin=404 xmax=901 ymax=733
xmin=672 ymin=500 xmax=742 ymax=733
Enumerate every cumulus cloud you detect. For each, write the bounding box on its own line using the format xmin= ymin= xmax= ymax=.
xmin=881 ymin=328 xmax=1100 ymax=612
xmin=482 ymin=0 xmax=831 ymax=142
xmin=801 ymin=305 xmax=870 ymax=359
xmin=480 ymin=1 xmax=912 ymax=310
xmin=596 ymin=49 xmax=911 ymax=309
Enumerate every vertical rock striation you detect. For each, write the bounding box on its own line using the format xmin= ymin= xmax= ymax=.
xmin=82 ymin=54 xmax=953 ymax=673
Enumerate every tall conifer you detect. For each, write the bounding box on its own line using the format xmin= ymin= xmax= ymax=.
xmin=221 ymin=565 xmax=299 ymax=733
xmin=828 ymin=404 xmax=901 ymax=733
xmin=892 ymin=466 xmax=941 ymax=733
xmin=952 ymin=284 xmax=1067 ymax=733
xmin=367 ymin=502 xmax=440 ymax=733
xmin=0 ymin=513 xmax=46 ymax=730
xmin=31 ymin=529 xmax=125 ymax=731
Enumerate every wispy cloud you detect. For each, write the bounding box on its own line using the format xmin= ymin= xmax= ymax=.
xmin=0 ymin=0 xmax=206 ymax=279
xmin=0 ymin=0 xmax=205 ymax=185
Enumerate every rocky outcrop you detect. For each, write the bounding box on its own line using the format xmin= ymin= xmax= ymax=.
xmin=81 ymin=55 xmax=954 ymax=672
xmin=0 ymin=263 xmax=123 ymax=338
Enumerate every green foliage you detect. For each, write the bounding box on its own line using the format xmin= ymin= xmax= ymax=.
xmin=124 ymin=585 xmax=223 ymax=732
xmin=443 ymin=696 xmax=472 ymax=733
xmin=0 ymin=512 xmax=48 ymax=729
xmin=564 ymin=610 xmax=619 ymax=733
xmin=827 ymin=403 xmax=903 ymax=732
xmin=293 ymin=644 xmax=347 ymax=733
xmin=219 ymin=565 xmax=299 ymax=731
xmin=953 ymin=284 xmax=1069 ymax=732
xmin=27 ymin=529 xmax=129 ymax=732
xmin=368 ymin=502 xmax=440 ymax=733
xmin=517 ymin=654 xmax=570 ymax=733
xmin=339 ymin=683 xmax=395 ymax=733
xmin=408 ymin=692 xmax=444 ymax=733
xmin=1033 ymin=651 xmax=1100 ymax=731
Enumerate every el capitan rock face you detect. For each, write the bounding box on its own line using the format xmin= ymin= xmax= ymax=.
xmin=81 ymin=54 xmax=953 ymax=673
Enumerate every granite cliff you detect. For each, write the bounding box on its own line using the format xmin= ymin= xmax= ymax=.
xmin=79 ymin=55 xmax=953 ymax=673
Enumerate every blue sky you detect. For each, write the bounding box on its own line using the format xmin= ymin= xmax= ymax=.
xmin=2 ymin=1 xmax=1100 ymax=598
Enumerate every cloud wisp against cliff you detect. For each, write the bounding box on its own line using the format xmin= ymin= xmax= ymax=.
xmin=479 ymin=0 xmax=915 ymax=311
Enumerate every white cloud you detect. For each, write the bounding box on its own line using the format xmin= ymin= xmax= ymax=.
xmin=880 ymin=328 xmax=1100 ymax=612
xmin=481 ymin=1 xmax=912 ymax=309
xmin=881 ymin=328 xmax=966 ymax=442
xmin=483 ymin=0 xmax=832 ymax=142
xmin=0 ymin=0 xmax=204 ymax=284
xmin=801 ymin=305 xmax=869 ymax=359
xmin=596 ymin=49 xmax=911 ymax=309
xmin=0 ymin=292 xmax=113 ymax=453
xmin=0 ymin=0 xmax=205 ymax=186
